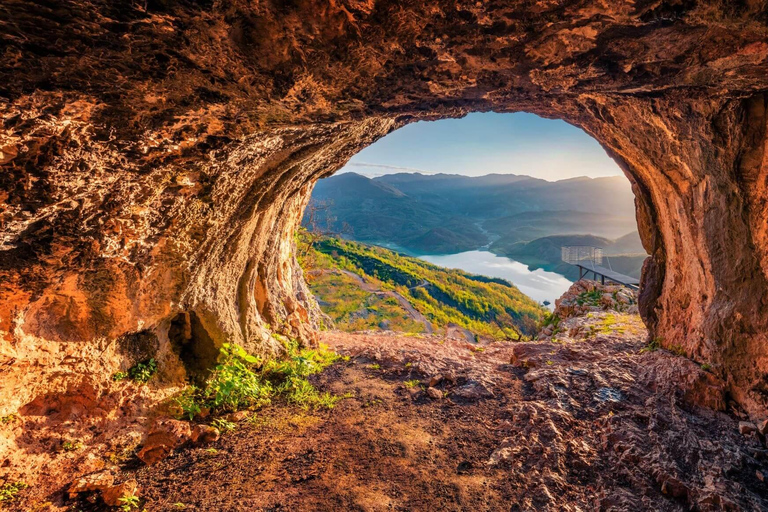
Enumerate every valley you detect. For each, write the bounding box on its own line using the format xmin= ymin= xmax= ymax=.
xmin=307 ymin=172 xmax=649 ymax=287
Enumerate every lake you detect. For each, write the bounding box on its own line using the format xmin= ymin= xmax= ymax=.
xmin=419 ymin=250 xmax=573 ymax=308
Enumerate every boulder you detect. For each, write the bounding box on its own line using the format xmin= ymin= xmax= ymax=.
xmin=68 ymin=470 xmax=114 ymax=498
xmin=137 ymin=417 xmax=193 ymax=465
xmin=191 ymin=424 xmax=220 ymax=445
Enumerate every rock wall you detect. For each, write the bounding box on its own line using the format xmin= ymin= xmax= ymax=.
xmin=2 ymin=0 xmax=768 ymax=429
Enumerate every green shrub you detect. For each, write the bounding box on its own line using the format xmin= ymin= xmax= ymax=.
xmin=173 ymin=340 xmax=344 ymax=420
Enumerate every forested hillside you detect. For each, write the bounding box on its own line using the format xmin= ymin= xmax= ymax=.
xmin=298 ymin=233 xmax=545 ymax=340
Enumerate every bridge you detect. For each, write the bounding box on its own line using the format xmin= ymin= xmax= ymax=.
xmin=561 ymin=246 xmax=640 ymax=290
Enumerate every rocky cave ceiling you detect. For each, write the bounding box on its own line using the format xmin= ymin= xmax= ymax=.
xmin=1 ymin=0 xmax=768 ymax=417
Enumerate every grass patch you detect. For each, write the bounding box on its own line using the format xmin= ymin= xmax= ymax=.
xmin=404 ymin=379 xmax=420 ymax=389
xmin=668 ymin=344 xmax=687 ymax=356
xmin=173 ymin=337 xmax=345 ymax=420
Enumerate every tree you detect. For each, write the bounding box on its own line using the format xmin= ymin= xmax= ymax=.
xmin=299 ymin=199 xmax=353 ymax=259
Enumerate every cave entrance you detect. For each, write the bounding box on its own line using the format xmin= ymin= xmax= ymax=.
xmin=297 ymin=112 xmax=646 ymax=342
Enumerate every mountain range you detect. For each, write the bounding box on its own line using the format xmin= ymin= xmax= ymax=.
xmin=306 ymin=172 xmax=648 ymax=279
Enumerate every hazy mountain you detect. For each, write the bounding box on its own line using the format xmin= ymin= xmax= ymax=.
xmin=308 ymin=172 xmax=639 ymax=255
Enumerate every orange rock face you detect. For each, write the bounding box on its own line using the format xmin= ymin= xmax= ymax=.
xmin=1 ymin=0 xmax=768 ymax=492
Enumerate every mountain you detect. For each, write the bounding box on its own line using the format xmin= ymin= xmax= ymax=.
xmin=307 ymin=171 xmax=638 ymax=255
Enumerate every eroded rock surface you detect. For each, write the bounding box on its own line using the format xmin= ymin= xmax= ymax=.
xmin=2 ymin=0 xmax=768 ymax=496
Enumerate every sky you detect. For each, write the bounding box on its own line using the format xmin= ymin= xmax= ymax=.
xmin=339 ymin=112 xmax=623 ymax=181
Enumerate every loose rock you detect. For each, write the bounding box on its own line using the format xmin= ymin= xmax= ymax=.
xmin=68 ymin=470 xmax=114 ymax=498
xmin=137 ymin=417 xmax=193 ymax=465
xmin=191 ymin=424 xmax=220 ymax=445
xmin=739 ymin=421 xmax=757 ymax=435
xmin=426 ymin=387 xmax=442 ymax=400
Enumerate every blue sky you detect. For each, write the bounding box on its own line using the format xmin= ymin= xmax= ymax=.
xmin=340 ymin=112 xmax=623 ymax=181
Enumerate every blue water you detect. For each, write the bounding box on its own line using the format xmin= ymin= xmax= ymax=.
xmin=419 ymin=250 xmax=572 ymax=308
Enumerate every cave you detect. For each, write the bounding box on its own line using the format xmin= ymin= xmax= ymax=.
xmin=2 ymin=0 xmax=768 ymax=448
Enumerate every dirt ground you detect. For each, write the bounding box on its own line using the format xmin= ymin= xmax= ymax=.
xmin=99 ymin=311 xmax=768 ymax=511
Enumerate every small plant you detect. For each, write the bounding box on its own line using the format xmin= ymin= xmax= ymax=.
xmin=0 ymin=414 xmax=18 ymax=425
xmin=701 ymin=363 xmax=712 ymax=372
xmin=404 ymin=379 xmax=420 ymax=389
xmin=576 ymin=289 xmax=603 ymax=307
xmin=61 ymin=440 xmax=84 ymax=452
xmin=204 ymin=448 xmax=218 ymax=455
xmin=112 ymin=371 xmax=128 ymax=381
xmin=128 ymin=359 xmax=158 ymax=383
xmin=367 ymin=363 xmax=381 ymax=370
xmin=470 ymin=346 xmax=485 ymax=353
xmin=546 ymin=360 xmax=553 ymax=366
xmin=0 ymin=482 xmax=28 ymax=503
xmin=173 ymin=504 xmax=187 ymax=509
xmin=669 ymin=344 xmax=687 ymax=357
xmin=641 ymin=337 xmax=662 ymax=354
xmin=118 ymin=493 xmax=140 ymax=511
xmin=211 ymin=418 xmax=236 ymax=433
xmin=173 ymin=386 xmax=203 ymax=420
xmin=404 ymin=362 xmax=412 ymax=369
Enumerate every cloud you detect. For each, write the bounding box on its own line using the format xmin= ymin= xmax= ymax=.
xmin=342 ymin=162 xmax=435 ymax=174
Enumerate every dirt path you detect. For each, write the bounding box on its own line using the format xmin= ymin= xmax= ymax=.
xmin=337 ymin=269 xmax=434 ymax=334
xmin=126 ymin=311 xmax=768 ymax=512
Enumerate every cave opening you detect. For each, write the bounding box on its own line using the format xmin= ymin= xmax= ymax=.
xmin=298 ymin=112 xmax=646 ymax=340
xmin=2 ymin=0 xmax=768 ymax=506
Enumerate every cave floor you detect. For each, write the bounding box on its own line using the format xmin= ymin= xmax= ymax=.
xmin=122 ymin=313 xmax=768 ymax=512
